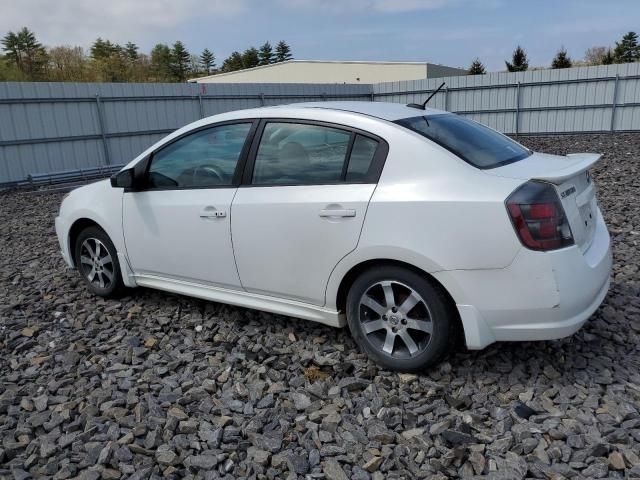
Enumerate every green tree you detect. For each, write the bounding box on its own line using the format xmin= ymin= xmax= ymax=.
xmin=124 ymin=42 xmax=139 ymax=61
xmin=0 ymin=53 xmax=26 ymax=80
xmin=551 ymin=47 xmax=572 ymax=69
xmin=468 ymin=58 xmax=486 ymax=75
xmin=150 ymin=43 xmax=173 ymax=81
xmin=1 ymin=27 xmax=48 ymax=80
xmin=89 ymin=38 xmax=128 ymax=81
xmin=90 ymin=38 xmax=121 ymax=60
xmin=221 ymin=51 xmax=244 ymax=72
xmin=505 ymin=45 xmax=528 ymax=72
xmin=199 ymin=48 xmax=215 ymax=74
xmin=275 ymin=40 xmax=292 ymax=62
xmin=242 ymin=47 xmax=260 ymax=69
xmin=171 ymin=41 xmax=191 ymax=81
xmin=613 ymin=31 xmax=640 ymax=63
xmin=602 ymin=49 xmax=615 ymax=65
xmin=258 ymin=41 xmax=274 ymax=65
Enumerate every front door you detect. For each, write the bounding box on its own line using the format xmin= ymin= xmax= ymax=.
xmin=123 ymin=121 xmax=254 ymax=289
xmin=231 ymin=120 xmax=385 ymax=305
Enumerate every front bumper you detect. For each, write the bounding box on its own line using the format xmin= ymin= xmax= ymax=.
xmin=55 ymin=216 xmax=73 ymax=268
xmin=436 ymin=209 xmax=612 ymax=349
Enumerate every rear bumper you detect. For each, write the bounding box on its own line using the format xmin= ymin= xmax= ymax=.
xmin=435 ymin=209 xmax=612 ymax=349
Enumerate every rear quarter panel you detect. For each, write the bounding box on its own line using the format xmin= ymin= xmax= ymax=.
xmin=325 ymin=131 xmax=525 ymax=308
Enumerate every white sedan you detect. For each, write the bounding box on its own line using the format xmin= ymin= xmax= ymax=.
xmin=55 ymin=101 xmax=612 ymax=371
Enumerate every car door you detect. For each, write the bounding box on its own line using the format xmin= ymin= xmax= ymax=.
xmin=231 ymin=119 xmax=387 ymax=306
xmin=122 ymin=121 xmax=255 ymax=289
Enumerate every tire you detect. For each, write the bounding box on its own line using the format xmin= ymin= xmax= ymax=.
xmin=346 ymin=265 xmax=455 ymax=372
xmin=74 ymin=226 xmax=125 ymax=298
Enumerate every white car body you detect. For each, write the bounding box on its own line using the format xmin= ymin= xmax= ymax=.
xmin=55 ymin=102 xmax=612 ymax=351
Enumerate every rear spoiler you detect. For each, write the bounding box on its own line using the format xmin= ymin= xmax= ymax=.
xmin=534 ymin=153 xmax=602 ymax=185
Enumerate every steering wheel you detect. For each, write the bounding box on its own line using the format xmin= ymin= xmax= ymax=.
xmin=192 ymin=164 xmax=225 ymax=183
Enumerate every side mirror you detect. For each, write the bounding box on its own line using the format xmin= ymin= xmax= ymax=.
xmin=110 ymin=168 xmax=134 ymax=189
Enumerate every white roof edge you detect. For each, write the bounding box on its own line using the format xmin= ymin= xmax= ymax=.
xmin=188 ymin=59 xmax=456 ymax=82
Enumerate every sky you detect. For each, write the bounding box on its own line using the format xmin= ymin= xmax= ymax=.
xmin=1 ymin=0 xmax=638 ymax=71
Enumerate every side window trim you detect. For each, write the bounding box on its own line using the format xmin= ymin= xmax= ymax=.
xmin=339 ymin=133 xmax=356 ymax=182
xmin=240 ymin=118 xmax=389 ymax=187
xmin=137 ymin=119 xmax=259 ymax=191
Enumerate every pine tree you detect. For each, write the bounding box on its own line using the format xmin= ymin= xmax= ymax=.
xmin=613 ymin=31 xmax=640 ymax=63
xmin=171 ymin=41 xmax=191 ymax=81
xmin=468 ymin=58 xmax=486 ymax=75
xmin=199 ymin=48 xmax=215 ymax=74
xmin=1 ymin=27 xmax=47 ymax=79
xmin=551 ymin=47 xmax=572 ymax=69
xmin=1 ymin=32 xmax=22 ymax=70
xmin=221 ymin=51 xmax=244 ymax=72
xmin=505 ymin=45 xmax=528 ymax=72
xmin=241 ymin=47 xmax=260 ymax=69
xmin=91 ymin=38 xmax=120 ymax=60
xmin=258 ymin=42 xmax=274 ymax=65
xmin=275 ymin=40 xmax=292 ymax=62
xmin=125 ymin=42 xmax=139 ymax=61
xmin=150 ymin=43 xmax=173 ymax=81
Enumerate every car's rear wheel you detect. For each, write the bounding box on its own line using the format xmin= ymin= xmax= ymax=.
xmin=346 ymin=265 xmax=455 ymax=372
xmin=74 ymin=226 xmax=124 ymax=297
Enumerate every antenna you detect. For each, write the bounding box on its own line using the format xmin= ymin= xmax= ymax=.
xmin=407 ymin=82 xmax=446 ymax=110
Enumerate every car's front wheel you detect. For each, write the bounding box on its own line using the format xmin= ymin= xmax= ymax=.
xmin=74 ymin=226 xmax=124 ymax=297
xmin=346 ymin=265 xmax=455 ymax=372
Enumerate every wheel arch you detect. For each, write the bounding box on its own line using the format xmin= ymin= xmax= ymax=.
xmin=334 ymin=258 xmax=465 ymax=347
xmin=67 ymin=218 xmax=106 ymax=268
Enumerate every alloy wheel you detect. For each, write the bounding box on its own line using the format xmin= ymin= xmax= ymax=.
xmin=79 ymin=237 xmax=114 ymax=289
xmin=358 ymin=280 xmax=433 ymax=358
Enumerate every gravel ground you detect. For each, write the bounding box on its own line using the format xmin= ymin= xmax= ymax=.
xmin=1 ymin=133 xmax=639 ymax=480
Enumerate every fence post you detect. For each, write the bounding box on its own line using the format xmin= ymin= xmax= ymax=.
xmin=370 ymin=90 xmax=375 ymax=102
xmin=198 ymin=93 xmax=205 ymax=118
xmin=444 ymin=87 xmax=449 ymax=111
xmin=514 ymin=81 xmax=521 ymax=137
xmin=610 ymin=74 xmax=619 ymax=133
xmin=260 ymin=93 xmax=265 ymax=106
xmin=95 ymin=94 xmax=111 ymax=165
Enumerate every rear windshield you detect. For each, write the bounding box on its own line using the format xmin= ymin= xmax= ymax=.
xmin=395 ymin=114 xmax=531 ymax=169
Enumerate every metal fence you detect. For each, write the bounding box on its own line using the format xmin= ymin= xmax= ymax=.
xmin=0 ymin=83 xmax=371 ymax=185
xmin=373 ymin=62 xmax=640 ymax=135
xmin=1 ymin=63 xmax=640 ymax=186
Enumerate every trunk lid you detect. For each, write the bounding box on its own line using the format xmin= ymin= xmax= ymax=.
xmin=487 ymin=152 xmax=602 ymax=252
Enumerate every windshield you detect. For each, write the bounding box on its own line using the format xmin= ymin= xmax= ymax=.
xmin=395 ymin=114 xmax=531 ymax=169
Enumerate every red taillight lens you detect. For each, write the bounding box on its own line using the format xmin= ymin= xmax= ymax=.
xmin=506 ymin=181 xmax=574 ymax=251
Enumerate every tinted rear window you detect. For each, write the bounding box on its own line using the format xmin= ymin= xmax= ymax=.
xmin=395 ymin=114 xmax=531 ymax=169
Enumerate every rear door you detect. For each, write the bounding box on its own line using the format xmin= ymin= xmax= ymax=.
xmin=231 ymin=120 xmax=388 ymax=306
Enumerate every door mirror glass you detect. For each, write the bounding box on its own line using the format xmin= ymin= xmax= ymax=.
xmin=110 ymin=168 xmax=134 ymax=189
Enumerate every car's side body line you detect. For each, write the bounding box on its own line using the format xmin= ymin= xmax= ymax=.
xmin=133 ymin=273 xmax=346 ymax=327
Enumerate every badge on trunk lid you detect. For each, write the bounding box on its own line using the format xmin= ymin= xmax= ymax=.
xmin=560 ymin=186 xmax=576 ymax=199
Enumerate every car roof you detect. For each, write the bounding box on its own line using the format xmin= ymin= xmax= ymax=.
xmin=281 ymin=101 xmax=447 ymax=121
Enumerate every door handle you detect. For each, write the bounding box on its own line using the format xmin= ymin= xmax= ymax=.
xmin=200 ymin=206 xmax=226 ymax=219
xmin=319 ymin=208 xmax=356 ymax=218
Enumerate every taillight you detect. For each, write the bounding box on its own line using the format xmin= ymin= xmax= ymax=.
xmin=506 ymin=181 xmax=574 ymax=251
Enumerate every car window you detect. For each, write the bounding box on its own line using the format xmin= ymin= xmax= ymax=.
xmin=252 ymin=122 xmax=351 ymax=185
xmin=147 ymin=123 xmax=252 ymax=189
xmin=346 ymin=135 xmax=379 ymax=182
xmin=395 ymin=114 xmax=531 ymax=169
